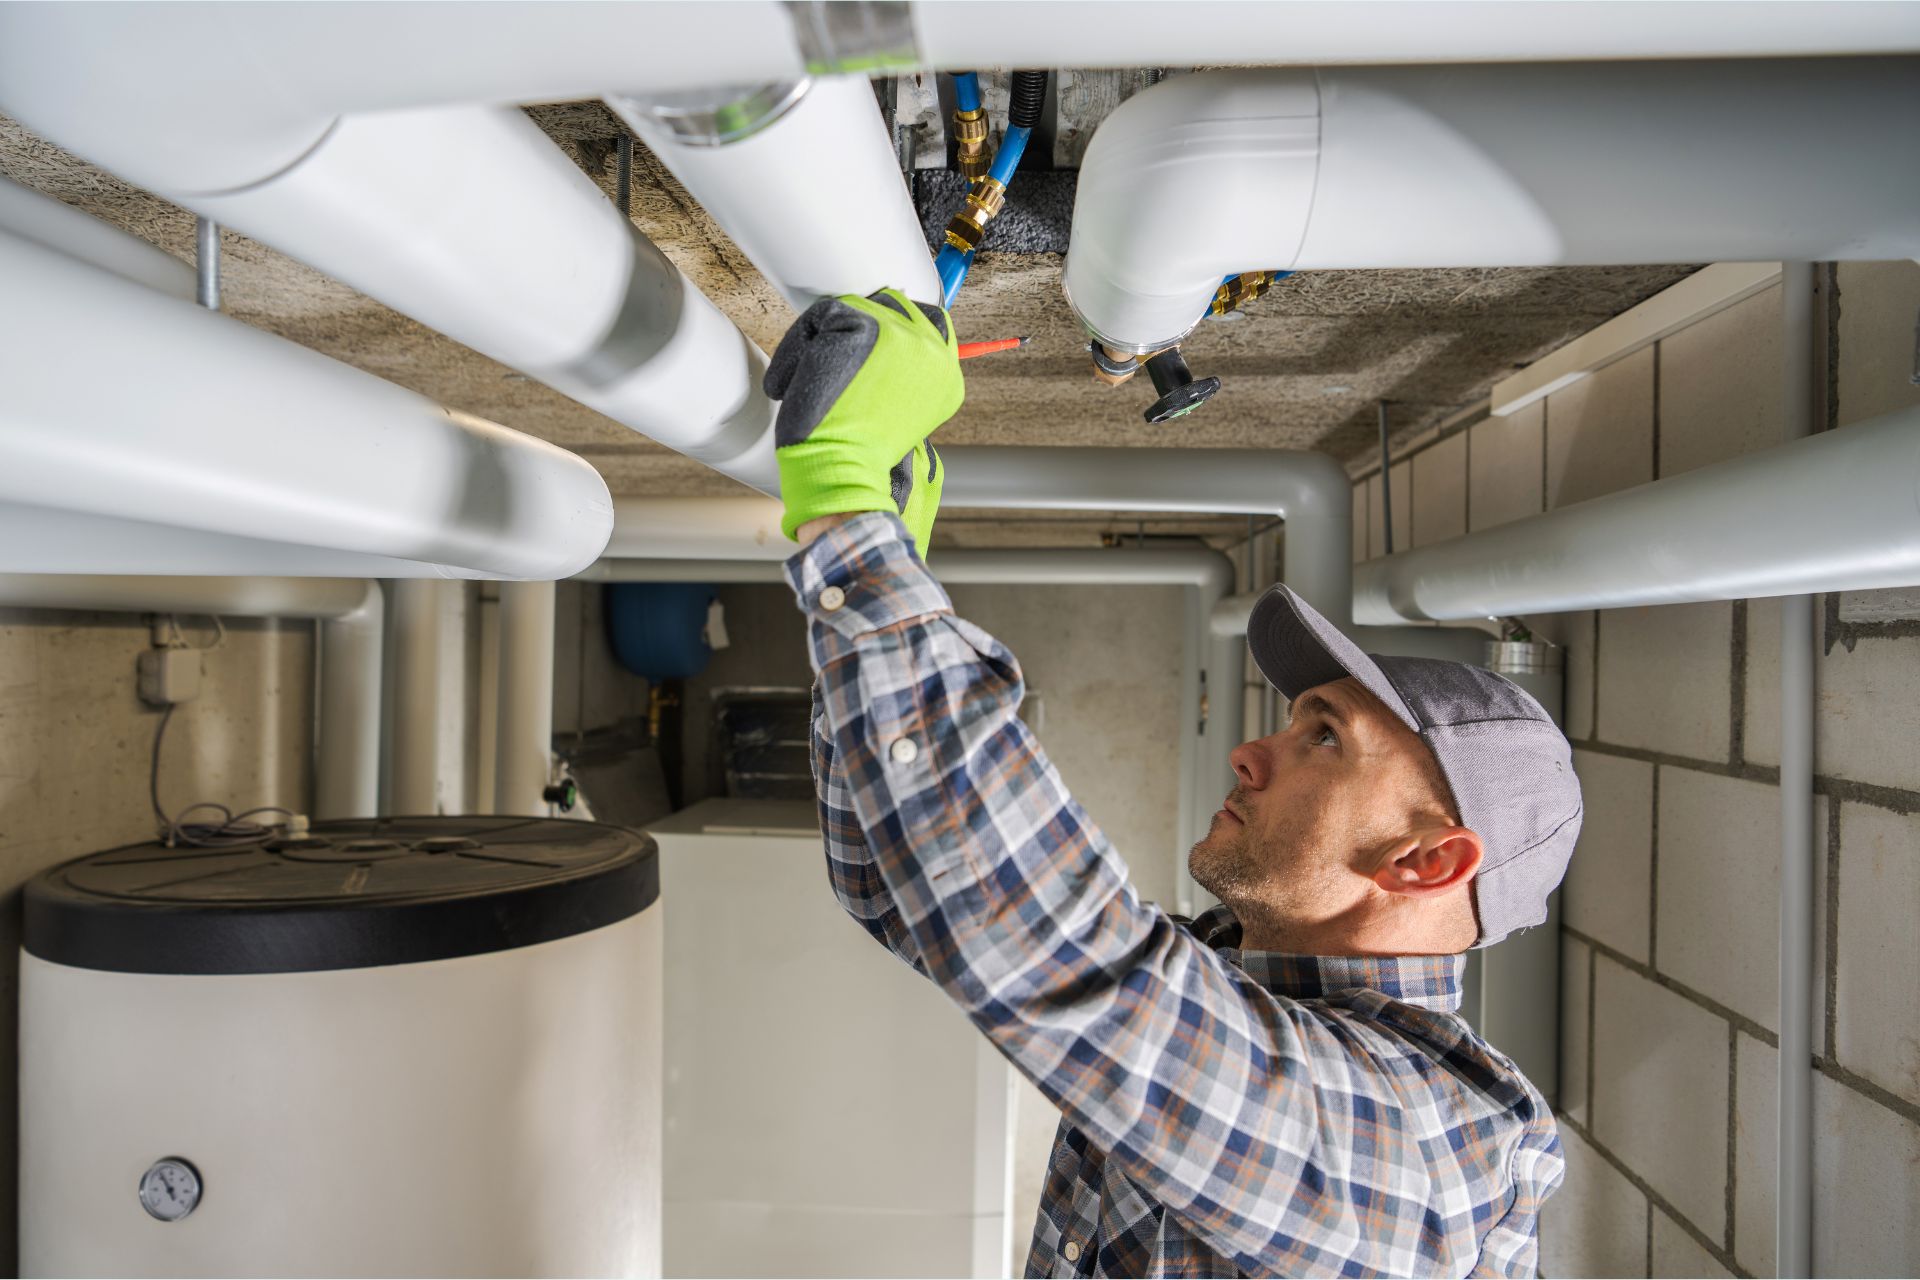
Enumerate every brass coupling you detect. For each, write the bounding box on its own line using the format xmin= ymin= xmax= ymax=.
xmin=951 ymin=107 xmax=990 ymax=180
xmin=1210 ymin=271 xmax=1279 ymax=316
xmin=943 ymin=177 xmax=1007 ymax=253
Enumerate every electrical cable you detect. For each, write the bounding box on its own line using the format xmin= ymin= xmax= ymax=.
xmin=146 ymin=614 xmax=293 ymax=849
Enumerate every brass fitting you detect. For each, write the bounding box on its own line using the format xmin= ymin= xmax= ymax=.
xmin=943 ymin=177 xmax=1007 ymax=253
xmin=951 ymin=107 xmax=990 ymax=180
xmin=1210 ymin=271 xmax=1279 ymax=316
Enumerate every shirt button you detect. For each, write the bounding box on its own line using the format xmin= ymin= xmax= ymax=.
xmin=1062 ymin=1241 xmax=1081 ymax=1262
xmin=818 ymin=585 xmax=846 ymax=612
xmin=889 ymin=737 xmax=920 ymax=765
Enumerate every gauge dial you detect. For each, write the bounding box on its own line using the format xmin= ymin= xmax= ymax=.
xmin=138 ymin=1157 xmax=202 ymax=1222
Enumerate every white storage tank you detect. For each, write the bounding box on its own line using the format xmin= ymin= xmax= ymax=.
xmin=20 ymin=816 xmax=662 ymax=1278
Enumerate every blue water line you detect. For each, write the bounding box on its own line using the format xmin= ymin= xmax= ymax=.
xmin=988 ymin=123 xmax=1031 ymax=187
xmin=953 ymin=71 xmax=982 ymax=114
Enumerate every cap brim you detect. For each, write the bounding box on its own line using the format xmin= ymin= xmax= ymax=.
xmin=1245 ymin=585 xmax=1420 ymax=732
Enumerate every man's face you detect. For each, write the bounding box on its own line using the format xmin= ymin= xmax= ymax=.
xmin=1188 ymin=676 xmax=1457 ymax=945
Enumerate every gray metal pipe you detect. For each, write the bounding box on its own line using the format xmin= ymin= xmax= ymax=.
xmin=1353 ymin=401 xmax=1920 ymax=623
xmin=0 ymin=575 xmax=381 ymax=819
xmin=194 ymin=216 xmax=220 ymax=310
xmin=1776 ymin=265 xmax=1817 ymax=1280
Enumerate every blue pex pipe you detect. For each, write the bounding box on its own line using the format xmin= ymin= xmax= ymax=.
xmin=935 ymin=245 xmax=973 ymax=309
xmin=989 ymin=124 xmax=1031 ymax=187
xmin=953 ymin=71 xmax=982 ymax=114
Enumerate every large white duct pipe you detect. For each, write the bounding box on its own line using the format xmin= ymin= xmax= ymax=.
xmin=602 ymin=450 xmax=1352 ymax=628
xmin=0 ymin=576 xmax=381 ymax=819
xmin=611 ymin=75 xmax=942 ymax=311
xmin=494 ymin=581 xmax=558 ymax=819
xmin=5 ymin=2 xmax=1917 ymax=146
xmin=915 ymin=2 xmax=1920 ymax=68
xmin=1353 ymin=402 xmax=1920 ymax=624
xmin=1065 ymin=60 xmax=1920 ymax=352
xmin=0 ymin=231 xmax=613 ymax=580
xmin=0 ymin=176 xmax=195 ymax=300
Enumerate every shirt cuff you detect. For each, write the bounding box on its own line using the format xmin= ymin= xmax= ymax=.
xmin=784 ymin=511 xmax=952 ymax=665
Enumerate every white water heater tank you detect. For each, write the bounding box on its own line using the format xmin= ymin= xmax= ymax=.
xmin=20 ymin=816 xmax=662 ymax=1278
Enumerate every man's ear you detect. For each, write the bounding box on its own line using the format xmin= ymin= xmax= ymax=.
xmin=1370 ymin=827 xmax=1484 ymax=898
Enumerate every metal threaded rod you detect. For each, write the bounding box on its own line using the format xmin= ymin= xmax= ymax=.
xmin=615 ymin=135 xmax=633 ymax=218
xmin=194 ymin=217 xmax=220 ymax=311
xmin=1378 ymin=401 xmax=1394 ymax=554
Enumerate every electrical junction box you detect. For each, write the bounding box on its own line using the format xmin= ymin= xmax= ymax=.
xmin=137 ymin=648 xmax=201 ymax=705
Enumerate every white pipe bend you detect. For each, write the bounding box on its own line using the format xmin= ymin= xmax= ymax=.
xmin=1065 ymin=59 xmax=1920 ymax=353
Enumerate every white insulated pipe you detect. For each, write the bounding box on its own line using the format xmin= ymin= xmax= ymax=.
xmin=388 ymin=580 xmax=459 ymax=816
xmin=1776 ymin=267 xmax=1817 ymax=1280
xmin=0 ymin=176 xmax=195 ymax=300
xmin=0 ymin=232 xmax=613 ymax=580
xmin=914 ymin=2 xmax=1920 ymax=68
xmin=6 ymin=3 xmax=1917 ymax=147
xmin=494 ymin=581 xmax=558 ymax=818
xmin=1064 ymin=60 xmax=1920 ymax=352
xmin=944 ymin=448 xmax=1354 ymax=629
xmin=1352 ymin=402 xmax=1920 ymax=624
xmin=0 ymin=576 xmax=382 ymax=819
xmin=612 ymin=75 xmax=942 ymax=311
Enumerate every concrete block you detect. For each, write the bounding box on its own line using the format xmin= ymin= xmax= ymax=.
xmin=1547 ymin=345 xmax=1655 ymax=508
xmin=1563 ymin=751 xmax=1653 ymax=962
xmin=1351 ymin=479 xmax=1369 ymax=565
xmin=1656 ymin=769 xmax=1828 ymax=1037
xmin=1559 ymin=934 xmax=1591 ymax=1126
xmin=1732 ymin=1032 xmax=1775 ymax=1278
xmin=1651 ymin=1209 xmax=1730 ymax=1279
xmin=1539 ymin=1123 xmax=1647 ymax=1280
xmin=1657 ymin=284 xmax=1785 ymax=478
xmin=1834 ymin=260 xmax=1920 ymax=429
xmin=1747 ymin=601 xmax=1920 ymax=791
xmin=1595 ymin=603 xmax=1733 ymax=762
xmin=1834 ymin=802 xmax=1920 ymax=1109
xmin=1469 ymin=402 xmax=1544 ymax=532
xmin=1592 ymin=955 xmax=1729 ymax=1240
xmin=1411 ymin=432 xmax=1467 ymax=548
xmin=1838 ymin=586 xmax=1920 ymax=623
xmin=1812 ymin=1072 xmax=1920 ymax=1277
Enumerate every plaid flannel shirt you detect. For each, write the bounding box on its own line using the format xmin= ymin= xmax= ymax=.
xmin=789 ymin=512 xmax=1563 ymax=1279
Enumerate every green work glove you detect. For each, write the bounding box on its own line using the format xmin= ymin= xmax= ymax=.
xmin=763 ymin=287 xmax=963 ymax=552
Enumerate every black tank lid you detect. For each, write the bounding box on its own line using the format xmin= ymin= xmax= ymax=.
xmin=24 ymin=816 xmax=658 ymax=975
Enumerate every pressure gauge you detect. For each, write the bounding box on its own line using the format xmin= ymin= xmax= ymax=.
xmin=138 ymin=1157 xmax=202 ymax=1222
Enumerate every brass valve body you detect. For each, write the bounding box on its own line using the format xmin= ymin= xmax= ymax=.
xmin=943 ymin=177 xmax=1007 ymax=253
xmin=951 ymin=107 xmax=990 ymax=180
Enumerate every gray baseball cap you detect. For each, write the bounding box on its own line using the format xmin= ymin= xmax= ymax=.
xmin=1245 ymin=585 xmax=1582 ymax=948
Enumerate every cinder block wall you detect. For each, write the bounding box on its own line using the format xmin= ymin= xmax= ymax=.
xmin=1349 ymin=263 xmax=1920 ymax=1278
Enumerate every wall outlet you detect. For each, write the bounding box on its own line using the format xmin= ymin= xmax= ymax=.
xmin=138 ymin=648 xmax=202 ymax=705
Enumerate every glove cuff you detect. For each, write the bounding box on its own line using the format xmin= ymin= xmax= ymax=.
xmin=776 ymin=450 xmax=896 ymax=541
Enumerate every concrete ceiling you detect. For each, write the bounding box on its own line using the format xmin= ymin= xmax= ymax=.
xmin=0 ymin=101 xmax=1693 ymax=548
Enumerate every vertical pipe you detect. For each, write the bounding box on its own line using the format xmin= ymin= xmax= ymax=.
xmin=474 ymin=584 xmax=501 ymax=814
xmin=614 ymin=134 xmax=632 ymax=219
xmin=313 ymin=583 xmax=383 ymax=819
xmin=388 ymin=578 xmax=447 ymax=814
xmin=194 ymin=216 xmax=220 ymax=310
xmin=495 ymin=580 xmax=557 ymax=817
xmin=1377 ymin=401 xmax=1394 ymax=555
xmin=1776 ymin=263 xmax=1816 ymax=1280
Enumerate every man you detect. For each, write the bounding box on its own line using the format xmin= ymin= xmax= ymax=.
xmin=765 ymin=289 xmax=1580 ymax=1277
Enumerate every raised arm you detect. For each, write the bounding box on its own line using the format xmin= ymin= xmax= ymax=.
xmin=786 ymin=513 xmax=1537 ymax=1271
